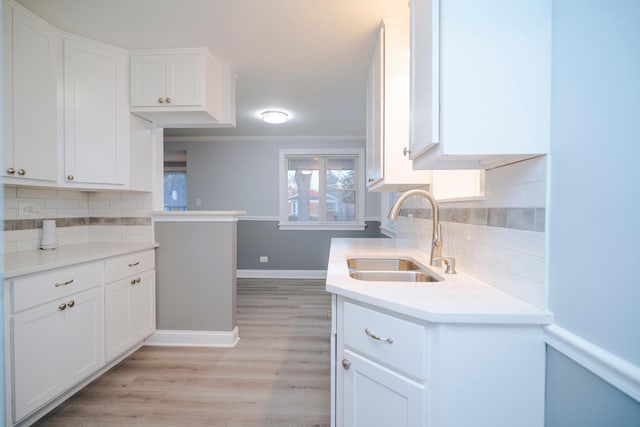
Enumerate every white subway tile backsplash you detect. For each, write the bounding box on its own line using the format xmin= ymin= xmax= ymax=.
xmin=88 ymin=200 xmax=110 ymax=209
xmin=110 ymin=199 xmax=145 ymax=209
xmin=4 ymin=186 xmax=17 ymax=198
xmin=16 ymin=187 xmax=59 ymax=199
xmin=3 ymin=188 xmax=153 ymax=254
xmin=88 ymin=192 xmax=123 ymax=201
xmin=397 ymin=157 xmax=548 ymax=308
xmin=44 ymin=198 xmax=87 ymax=209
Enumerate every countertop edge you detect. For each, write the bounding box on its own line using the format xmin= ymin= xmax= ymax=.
xmin=4 ymin=242 xmax=159 ymax=279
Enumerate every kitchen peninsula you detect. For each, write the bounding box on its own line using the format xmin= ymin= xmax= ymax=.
xmin=149 ymin=210 xmax=245 ymax=347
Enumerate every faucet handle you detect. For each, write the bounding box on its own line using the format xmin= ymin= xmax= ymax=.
xmin=433 ymin=256 xmax=457 ymax=274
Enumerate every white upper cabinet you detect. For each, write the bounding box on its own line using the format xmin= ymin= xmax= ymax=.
xmin=63 ymin=37 xmax=129 ymax=187
xmin=130 ymin=49 xmax=236 ymax=128
xmin=410 ymin=0 xmax=551 ymax=169
xmin=367 ymin=22 xmax=432 ymax=192
xmin=2 ymin=3 xmax=58 ymax=184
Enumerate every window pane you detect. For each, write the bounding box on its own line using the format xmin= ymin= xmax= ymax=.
xmin=163 ymin=172 xmax=187 ymax=211
xmin=326 ymin=158 xmax=356 ymax=190
xmin=327 ymin=190 xmax=356 ymax=221
xmin=287 ymin=157 xmax=319 ymax=221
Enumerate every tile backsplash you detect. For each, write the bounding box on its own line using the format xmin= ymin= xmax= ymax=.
xmin=396 ymin=156 xmax=547 ymax=308
xmin=3 ymin=186 xmax=153 ymax=254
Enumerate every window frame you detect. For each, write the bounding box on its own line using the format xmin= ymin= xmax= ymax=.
xmin=278 ymin=148 xmax=366 ymax=231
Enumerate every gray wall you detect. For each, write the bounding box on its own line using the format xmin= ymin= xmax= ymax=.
xmin=547 ymin=0 xmax=640 ymax=421
xmin=155 ymin=221 xmax=236 ymax=331
xmin=545 ymin=348 xmax=640 ymax=427
xmin=238 ymin=220 xmax=385 ymax=270
xmin=165 ymin=138 xmax=381 ymax=217
xmin=165 ymin=138 xmax=385 ymax=271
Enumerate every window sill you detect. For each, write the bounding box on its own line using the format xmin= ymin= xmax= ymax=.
xmin=278 ymin=223 xmax=366 ymax=231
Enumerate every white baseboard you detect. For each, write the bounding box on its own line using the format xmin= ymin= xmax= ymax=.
xmin=545 ymin=325 xmax=640 ymax=402
xmin=145 ymin=327 xmax=240 ymax=348
xmin=237 ymin=269 xmax=326 ymax=279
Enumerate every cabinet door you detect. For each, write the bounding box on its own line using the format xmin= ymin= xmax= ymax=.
xmin=166 ymin=54 xmax=204 ymax=107
xmin=409 ymin=0 xmax=439 ymax=160
xmin=130 ymin=54 xmax=167 ymax=107
xmin=65 ymin=287 xmax=105 ymax=387
xmin=64 ymin=38 xmax=128 ymax=186
xmin=5 ymin=7 xmax=58 ymax=182
xmin=12 ymin=301 xmax=66 ymax=421
xmin=130 ymin=271 xmax=155 ymax=342
xmin=341 ymin=350 xmax=426 ymax=427
xmin=105 ymin=278 xmax=132 ymax=361
xmin=366 ymin=27 xmax=383 ymax=187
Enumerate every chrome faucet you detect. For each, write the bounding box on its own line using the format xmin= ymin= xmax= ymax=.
xmin=388 ymin=189 xmax=443 ymax=267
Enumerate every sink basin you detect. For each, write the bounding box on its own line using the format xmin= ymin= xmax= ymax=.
xmin=349 ymin=270 xmax=443 ymax=283
xmin=346 ymin=258 xmax=422 ymax=271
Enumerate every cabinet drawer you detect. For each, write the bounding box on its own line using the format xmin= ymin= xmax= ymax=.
xmin=343 ymin=301 xmax=427 ymax=380
xmin=104 ymin=249 xmax=155 ymax=283
xmin=11 ymin=262 xmax=103 ymax=313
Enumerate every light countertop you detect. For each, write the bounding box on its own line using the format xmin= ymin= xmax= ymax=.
xmin=326 ymin=238 xmax=552 ymax=325
xmin=4 ymin=242 xmax=159 ymax=279
xmin=152 ymin=211 xmax=246 ymax=222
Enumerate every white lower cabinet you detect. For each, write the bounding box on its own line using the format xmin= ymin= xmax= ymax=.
xmin=104 ymin=249 xmax=156 ymax=361
xmin=5 ymin=248 xmax=156 ymax=425
xmin=11 ymin=281 xmax=104 ymax=422
xmin=341 ymin=350 xmax=426 ymax=427
xmin=105 ymin=269 xmax=155 ymax=361
xmin=334 ymin=296 xmax=545 ymax=427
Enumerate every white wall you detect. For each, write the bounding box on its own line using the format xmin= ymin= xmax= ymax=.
xmin=545 ymin=1 xmax=640 ymax=423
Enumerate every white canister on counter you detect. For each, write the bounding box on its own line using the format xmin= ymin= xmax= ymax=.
xmin=41 ymin=219 xmax=58 ymax=250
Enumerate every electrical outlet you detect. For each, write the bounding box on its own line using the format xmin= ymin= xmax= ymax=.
xmin=17 ymin=203 xmax=42 ymax=218
xmin=259 ymin=256 xmax=268 ymax=263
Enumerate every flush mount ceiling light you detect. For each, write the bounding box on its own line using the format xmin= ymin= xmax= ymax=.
xmin=261 ymin=110 xmax=288 ymax=124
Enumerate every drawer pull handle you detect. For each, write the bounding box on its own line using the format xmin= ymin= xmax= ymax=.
xmin=67 ymin=300 xmax=75 ymax=308
xmin=365 ymin=328 xmax=394 ymax=344
xmin=58 ymin=303 xmax=67 ymax=311
xmin=128 ymin=261 xmax=140 ymax=267
xmin=54 ymin=279 xmax=74 ymax=287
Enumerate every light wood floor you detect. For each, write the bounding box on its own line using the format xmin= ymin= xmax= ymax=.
xmin=35 ymin=278 xmax=332 ymax=427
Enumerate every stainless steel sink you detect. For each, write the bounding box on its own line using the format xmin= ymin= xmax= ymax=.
xmin=349 ymin=270 xmax=443 ymax=283
xmin=346 ymin=258 xmax=422 ymax=271
xmin=346 ymin=257 xmax=443 ymax=283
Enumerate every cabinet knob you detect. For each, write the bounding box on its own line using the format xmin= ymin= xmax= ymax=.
xmin=341 ymin=359 xmax=351 ymax=370
xmin=58 ymin=303 xmax=67 ymax=311
xmin=67 ymin=175 xmax=74 ymax=181
xmin=165 ymin=97 xmax=171 ymax=104
xmin=6 ymin=167 xmax=15 ymax=175
xmin=130 ymin=278 xmax=137 ymax=285
xmin=158 ymin=97 xmax=165 ymax=104
xmin=17 ymin=168 xmax=26 ymax=176
xmin=67 ymin=300 xmax=75 ymax=308
xmin=368 ymin=178 xmax=375 ymax=183
xmin=403 ymin=147 xmax=411 ymax=157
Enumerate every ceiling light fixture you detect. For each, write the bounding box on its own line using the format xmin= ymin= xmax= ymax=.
xmin=261 ymin=110 xmax=288 ymax=124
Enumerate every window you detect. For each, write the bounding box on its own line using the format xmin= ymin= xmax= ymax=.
xmin=164 ymin=150 xmax=187 ymax=211
xmin=279 ymin=148 xmax=365 ymax=230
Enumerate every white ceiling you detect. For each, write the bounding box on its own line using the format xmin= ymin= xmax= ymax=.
xmin=15 ymin=0 xmax=409 ymax=139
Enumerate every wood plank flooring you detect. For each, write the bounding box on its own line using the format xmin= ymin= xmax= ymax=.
xmin=35 ymin=278 xmax=332 ymax=427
